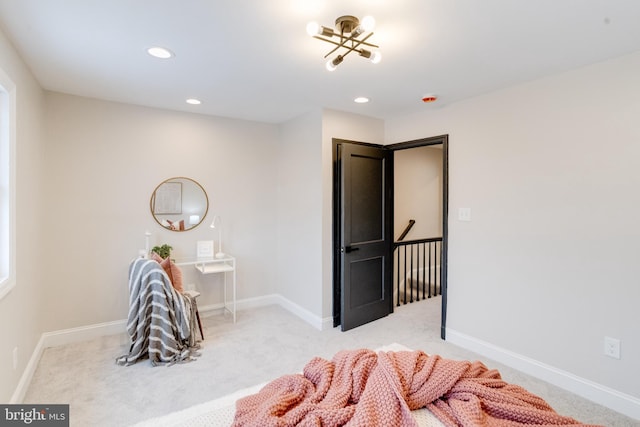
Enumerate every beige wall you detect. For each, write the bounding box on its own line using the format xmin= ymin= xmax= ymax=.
xmin=394 ymin=146 xmax=443 ymax=240
xmin=386 ymin=51 xmax=640 ymax=402
xmin=276 ymin=109 xmax=324 ymax=317
xmin=0 ymin=28 xmax=46 ymax=402
xmin=41 ymin=93 xmax=281 ymax=329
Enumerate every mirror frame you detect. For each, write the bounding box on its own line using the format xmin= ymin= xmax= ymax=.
xmin=150 ymin=177 xmax=209 ymax=232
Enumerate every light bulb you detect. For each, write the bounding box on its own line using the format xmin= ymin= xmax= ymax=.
xmin=306 ymin=21 xmax=320 ymax=36
xmin=370 ymin=51 xmax=382 ymax=64
xmin=352 ymin=26 xmax=364 ymax=37
xmin=326 ymin=55 xmax=343 ymax=71
xmin=361 ymin=16 xmax=376 ymax=32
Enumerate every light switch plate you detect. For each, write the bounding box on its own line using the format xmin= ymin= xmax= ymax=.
xmin=458 ymin=207 xmax=471 ymax=222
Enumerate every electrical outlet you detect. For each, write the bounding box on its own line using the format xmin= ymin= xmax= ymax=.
xmin=604 ymin=337 xmax=621 ymax=359
xmin=13 ymin=347 xmax=18 ymax=370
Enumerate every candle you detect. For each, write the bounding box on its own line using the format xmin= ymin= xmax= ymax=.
xmin=144 ymin=231 xmax=151 ymax=258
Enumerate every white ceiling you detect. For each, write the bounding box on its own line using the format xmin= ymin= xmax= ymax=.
xmin=1 ymin=0 xmax=640 ymax=124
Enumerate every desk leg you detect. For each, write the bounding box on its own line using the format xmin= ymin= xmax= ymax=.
xmin=223 ymin=272 xmax=227 ymax=316
xmin=232 ymin=263 xmax=236 ymax=322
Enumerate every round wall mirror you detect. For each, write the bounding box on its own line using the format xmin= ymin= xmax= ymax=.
xmin=150 ymin=177 xmax=208 ymax=231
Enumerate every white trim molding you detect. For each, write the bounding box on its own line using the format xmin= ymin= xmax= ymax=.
xmin=10 ymin=294 xmax=329 ymax=402
xmin=0 ymin=66 xmax=17 ymax=301
xmin=10 ymin=320 xmax=127 ymax=403
xmin=271 ymin=294 xmax=332 ymax=331
xmin=10 ymin=336 xmax=44 ymax=404
xmin=200 ymin=294 xmax=332 ymax=330
xmin=446 ymin=328 xmax=640 ymax=420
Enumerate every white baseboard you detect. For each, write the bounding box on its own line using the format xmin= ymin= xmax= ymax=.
xmin=201 ymin=293 xmax=331 ymax=330
xmin=19 ymin=303 xmax=638 ymax=421
xmin=10 ymin=319 xmax=127 ymax=403
xmin=10 ymin=336 xmax=44 ymax=404
xmin=10 ymin=294 xmax=329 ymax=402
xmin=18 ymin=304 xmax=638 ymax=421
xmin=270 ymin=294 xmax=333 ymax=331
xmin=446 ymin=328 xmax=640 ymax=420
xmin=42 ymin=319 xmax=128 ymax=348
xmin=200 ymin=294 xmax=332 ymax=330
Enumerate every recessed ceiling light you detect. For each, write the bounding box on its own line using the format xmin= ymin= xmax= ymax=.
xmin=354 ymin=97 xmax=369 ymax=104
xmin=147 ymin=46 xmax=173 ymax=59
xmin=186 ymin=98 xmax=201 ymax=105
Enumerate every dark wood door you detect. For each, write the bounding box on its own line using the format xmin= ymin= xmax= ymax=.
xmin=337 ymin=142 xmax=393 ymax=331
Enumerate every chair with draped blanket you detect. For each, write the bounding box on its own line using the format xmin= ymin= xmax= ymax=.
xmin=116 ymin=257 xmax=200 ymax=366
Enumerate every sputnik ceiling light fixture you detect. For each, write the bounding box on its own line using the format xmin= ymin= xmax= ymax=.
xmin=306 ymin=15 xmax=381 ymax=71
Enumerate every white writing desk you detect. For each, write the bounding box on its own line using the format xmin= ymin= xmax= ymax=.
xmin=176 ymin=256 xmax=236 ymax=322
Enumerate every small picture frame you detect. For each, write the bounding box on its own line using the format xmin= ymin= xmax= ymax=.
xmin=196 ymin=240 xmax=214 ymax=259
xmin=153 ymin=181 xmax=182 ymax=214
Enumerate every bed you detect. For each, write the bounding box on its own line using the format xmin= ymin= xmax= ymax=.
xmin=132 ymin=344 xmax=599 ymax=426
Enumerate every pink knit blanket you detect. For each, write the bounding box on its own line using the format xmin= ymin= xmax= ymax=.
xmin=233 ymin=349 xmax=602 ymax=427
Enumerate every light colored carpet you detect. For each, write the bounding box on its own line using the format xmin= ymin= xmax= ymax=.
xmin=23 ymin=298 xmax=637 ymax=426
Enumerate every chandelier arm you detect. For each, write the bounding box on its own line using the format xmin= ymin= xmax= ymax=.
xmin=323 ymin=32 xmax=352 ymax=58
xmin=337 ymin=33 xmax=375 ymax=59
xmin=314 ymin=33 xmax=378 ymax=59
xmin=324 ymin=41 xmax=345 ymax=59
xmin=313 ymin=35 xmax=379 ymax=49
xmin=313 ymin=36 xmax=344 ymax=58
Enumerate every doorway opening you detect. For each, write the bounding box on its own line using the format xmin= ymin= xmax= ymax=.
xmin=388 ymin=136 xmax=448 ymax=339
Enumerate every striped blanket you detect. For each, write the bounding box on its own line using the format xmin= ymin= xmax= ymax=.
xmin=116 ymin=258 xmax=200 ymax=366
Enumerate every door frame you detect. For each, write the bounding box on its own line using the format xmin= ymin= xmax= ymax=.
xmin=386 ymin=135 xmax=448 ymax=339
xmin=332 ymin=135 xmax=449 ymax=339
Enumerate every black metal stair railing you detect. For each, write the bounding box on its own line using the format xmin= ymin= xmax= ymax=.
xmin=393 ymin=237 xmax=442 ymax=306
xmin=397 ymin=219 xmax=416 ymax=242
